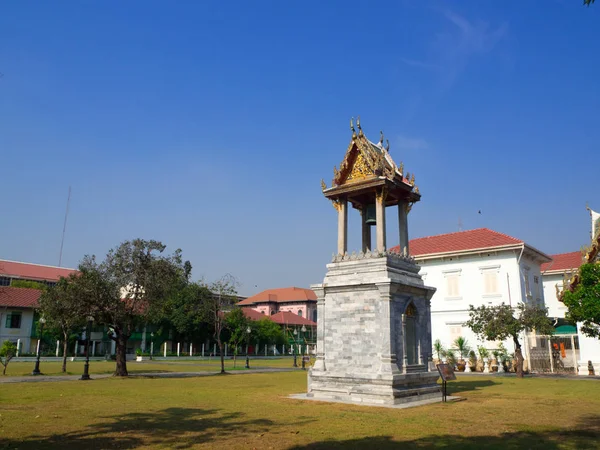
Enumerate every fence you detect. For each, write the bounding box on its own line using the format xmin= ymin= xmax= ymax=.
xmin=527 ymin=334 xmax=579 ymax=374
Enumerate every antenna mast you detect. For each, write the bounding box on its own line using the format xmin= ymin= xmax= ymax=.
xmin=58 ymin=186 xmax=71 ymax=267
xmin=458 ymin=217 xmax=463 ymax=232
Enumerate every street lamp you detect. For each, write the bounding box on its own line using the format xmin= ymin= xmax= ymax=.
xmin=150 ymin=332 xmax=154 ymax=360
xmin=32 ymin=317 xmax=46 ymax=375
xmin=293 ymin=329 xmax=298 ymax=367
xmin=80 ymin=316 xmax=94 ymax=380
xmin=300 ymin=325 xmax=307 ymax=370
xmin=245 ymin=326 xmax=251 ymax=369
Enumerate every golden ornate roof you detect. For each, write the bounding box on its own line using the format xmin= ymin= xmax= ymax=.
xmin=321 ymin=117 xmax=420 ymax=208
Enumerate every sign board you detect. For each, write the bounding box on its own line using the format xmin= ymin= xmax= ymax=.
xmin=436 ymin=363 xmax=456 ymax=382
xmin=302 ymin=356 xmax=310 ymax=363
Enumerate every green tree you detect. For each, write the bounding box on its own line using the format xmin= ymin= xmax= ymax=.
xmin=0 ymin=341 xmax=17 ymax=375
xmin=225 ymin=307 xmax=250 ymax=368
xmin=164 ymin=281 xmax=213 ymax=346
xmin=255 ymin=317 xmax=285 ymax=349
xmin=201 ymin=274 xmax=239 ymax=374
xmin=563 ymin=263 xmax=600 ymax=339
xmin=466 ymin=303 xmax=554 ymax=378
xmin=38 ymin=274 xmax=87 ymax=372
xmin=80 ymin=239 xmax=184 ymax=377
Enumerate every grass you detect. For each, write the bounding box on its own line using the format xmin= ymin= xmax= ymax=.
xmin=4 ymin=357 xmax=301 ymax=377
xmin=1 ymin=374 xmax=599 ymax=449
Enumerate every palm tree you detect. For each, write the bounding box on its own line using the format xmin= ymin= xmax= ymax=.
xmin=433 ymin=339 xmax=445 ymax=361
xmin=453 ymin=337 xmax=471 ymax=362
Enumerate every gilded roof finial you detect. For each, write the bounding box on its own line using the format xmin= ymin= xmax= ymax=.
xmin=399 ymin=162 xmax=404 ymax=176
xmin=357 ymin=115 xmax=363 ymax=134
xmin=350 ymin=117 xmax=356 ymax=136
xmin=379 ymin=130 xmax=384 ymax=145
xmin=410 ymin=173 xmax=415 ymax=186
xmin=321 ymin=179 xmax=327 ymax=191
xmin=385 ymin=139 xmax=390 ymax=152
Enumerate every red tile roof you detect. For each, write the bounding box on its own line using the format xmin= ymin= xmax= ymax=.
xmin=237 ymin=287 xmax=317 ymax=306
xmin=0 ymin=260 xmax=78 ymax=282
xmin=0 ymin=287 xmax=42 ymax=308
xmin=242 ymin=308 xmax=267 ymax=321
xmin=270 ymin=311 xmax=316 ymax=326
xmin=541 ymin=251 xmax=583 ymax=273
xmin=390 ymin=228 xmax=524 ymax=257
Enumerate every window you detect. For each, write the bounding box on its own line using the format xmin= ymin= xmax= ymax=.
xmin=523 ymin=270 xmax=531 ymax=298
xmin=0 ymin=277 xmax=10 ymax=287
xmin=449 ymin=325 xmax=462 ymax=340
xmin=312 ymin=310 xmax=317 ymax=322
xmin=297 ymin=310 xmax=302 ymax=317
xmin=484 ymin=272 xmax=498 ymax=294
xmin=445 ymin=274 xmax=460 ymax=298
xmin=5 ymin=313 xmax=22 ymax=329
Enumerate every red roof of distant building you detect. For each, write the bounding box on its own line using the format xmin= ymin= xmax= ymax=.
xmin=0 ymin=260 xmax=78 ymax=282
xmin=242 ymin=308 xmax=267 ymax=321
xmin=0 ymin=287 xmax=42 ymax=308
xmin=237 ymin=287 xmax=317 ymax=306
xmin=541 ymin=251 xmax=583 ymax=273
xmin=390 ymin=228 xmax=524 ymax=256
xmin=270 ymin=311 xmax=316 ymax=326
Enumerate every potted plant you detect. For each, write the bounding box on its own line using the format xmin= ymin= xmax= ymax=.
xmin=135 ymin=348 xmax=143 ymax=362
xmin=468 ymin=350 xmax=477 ymax=372
xmin=445 ymin=350 xmax=457 ymax=370
xmin=453 ymin=337 xmax=471 ymax=372
xmin=433 ymin=339 xmax=445 ymax=365
xmin=477 ymin=346 xmax=489 ymax=372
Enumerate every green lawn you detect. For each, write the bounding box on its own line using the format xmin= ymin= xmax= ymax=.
xmin=1 ymin=374 xmax=599 ymax=449
xmin=4 ymin=357 xmax=300 ymax=377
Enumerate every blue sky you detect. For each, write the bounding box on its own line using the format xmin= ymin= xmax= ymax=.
xmin=1 ymin=1 xmax=598 ymax=295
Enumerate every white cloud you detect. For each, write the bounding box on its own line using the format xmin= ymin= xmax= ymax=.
xmin=401 ymin=10 xmax=509 ymax=87
xmin=396 ymin=135 xmax=429 ymax=151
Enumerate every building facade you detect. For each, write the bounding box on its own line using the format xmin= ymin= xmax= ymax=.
xmin=392 ymin=228 xmax=552 ymax=363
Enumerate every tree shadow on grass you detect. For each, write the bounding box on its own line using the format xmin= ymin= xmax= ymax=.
xmin=445 ymin=379 xmax=497 ymax=394
xmin=289 ymin=415 xmax=600 ymax=450
xmin=0 ymin=407 xmax=281 ymax=449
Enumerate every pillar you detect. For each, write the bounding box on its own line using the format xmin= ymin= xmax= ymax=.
xmin=337 ymin=198 xmax=348 ymax=255
xmin=401 ymin=313 xmax=408 ymax=373
xmin=361 ymin=207 xmax=371 ymax=252
xmin=56 ymin=340 xmax=60 ymax=357
xmin=92 ymin=341 xmax=96 ymax=357
xmin=376 ymin=284 xmax=399 ymax=376
xmin=398 ymin=202 xmax=409 ymax=256
xmin=375 ymin=190 xmax=386 ymax=252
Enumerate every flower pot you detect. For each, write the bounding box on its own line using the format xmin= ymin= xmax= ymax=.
xmin=456 ymin=362 xmax=466 ymax=372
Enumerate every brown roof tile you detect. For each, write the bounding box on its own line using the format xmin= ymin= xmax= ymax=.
xmin=0 ymin=260 xmax=77 ymax=282
xmin=0 ymin=287 xmax=41 ymax=308
xmin=237 ymin=287 xmax=316 ymax=306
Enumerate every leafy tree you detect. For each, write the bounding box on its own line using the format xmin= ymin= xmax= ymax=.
xmin=164 ymin=281 xmax=213 ymax=347
xmin=10 ymin=280 xmax=48 ymax=290
xmin=562 ymin=263 xmax=600 ymax=339
xmin=201 ymin=274 xmax=239 ymax=374
xmin=80 ymin=239 xmax=184 ymax=376
xmin=0 ymin=341 xmax=17 ymax=375
xmin=255 ymin=317 xmax=285 ymax=348
xmin=453 ymin=336 xmax=471 ymax=362
xmin=225 ymin=307 xmax=250 ymax=368
xmin=466 ymin=303 xmax=554 ymax=378
xmin=38 ymin=274 xmax=87 ymax=372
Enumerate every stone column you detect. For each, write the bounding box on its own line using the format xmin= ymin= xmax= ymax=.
xmin=361 ymin=207 xmax=371 ymax=252
xmin=401 ymin=313 xmax=408 ymax=373
xmin=337 ymin=199 xmax=348 ymax=255
xmin=311 ymin=285 xmax=326 ymax=372
xmin=377 ymin=284 xmax=400 ymax=376
xmin=375 ymin=190 xmax=386 ymax=252
xmin=398 ymin=202 xmax=409 ymax=255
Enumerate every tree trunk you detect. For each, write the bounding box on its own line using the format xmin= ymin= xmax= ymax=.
xmin=513 ymin=335 xmax=524 ymax=378
xmin=114 ymin=334 xmax=129 ymax=377
xmin=218 ymin=340 xmax=225 ymax=373
xmin=62 ymin=333 xmax=69 ymax=373
xmin=3 ymin=365 xmax=6 ymax=375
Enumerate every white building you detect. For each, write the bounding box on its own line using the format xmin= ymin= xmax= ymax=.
xmin=393 ymin=228 xmax=552 ymax=365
